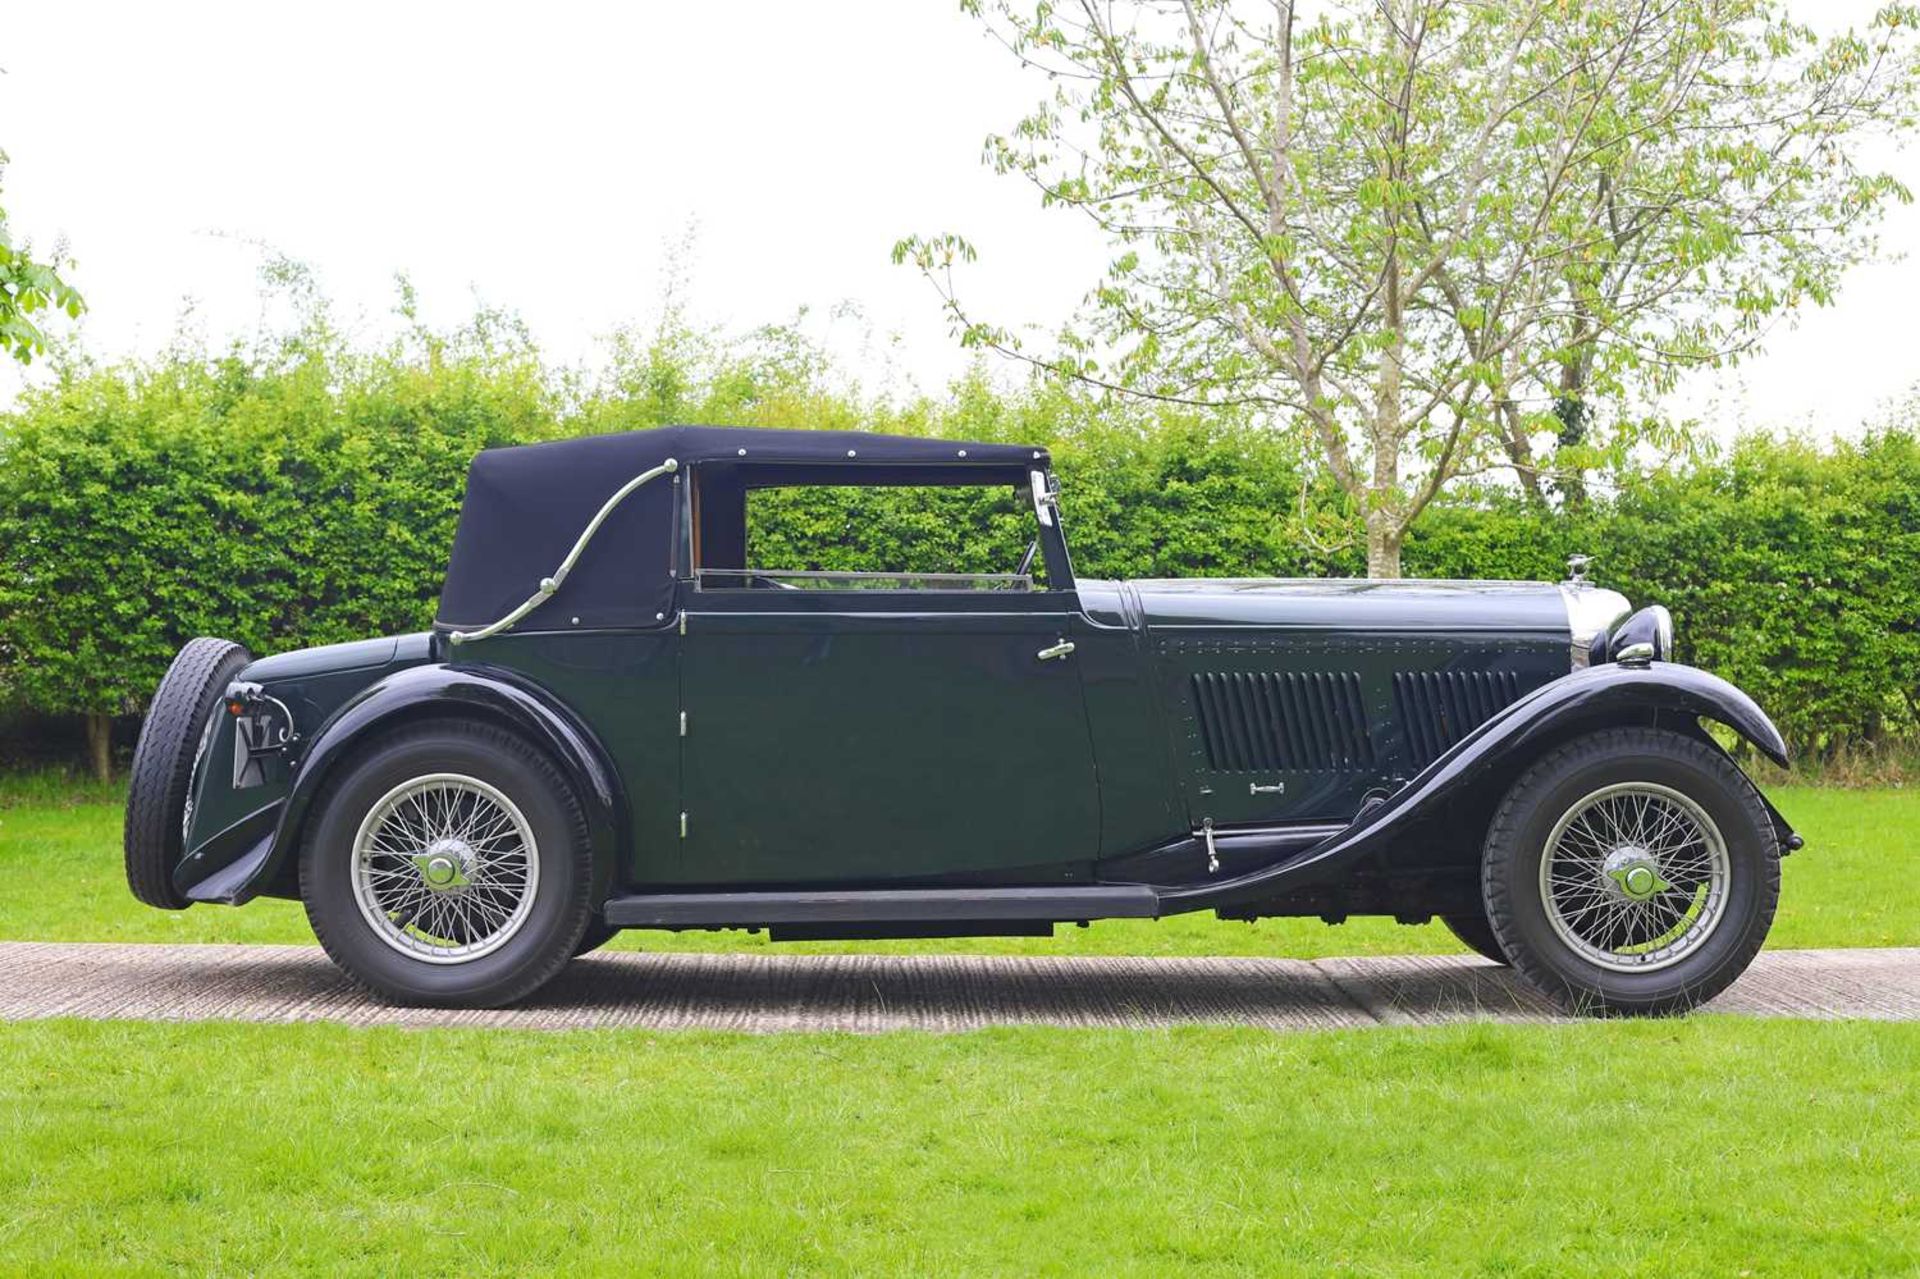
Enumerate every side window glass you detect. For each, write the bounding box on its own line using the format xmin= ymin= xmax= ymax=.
xmin=697 ymin=483 xmax=1046 ymax=591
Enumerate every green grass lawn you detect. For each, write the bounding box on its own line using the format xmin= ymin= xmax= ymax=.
xmin=1 ymin=1017 xmax=1912 ymax=1276
xmin=2 ymin=780 xmax=1912 ymax=954
xmin=2 ymin=778 xmax=1913 ymax=1276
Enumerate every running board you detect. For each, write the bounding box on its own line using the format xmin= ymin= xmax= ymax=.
xmin=602 ymin=885 xmax=1161 ymax=929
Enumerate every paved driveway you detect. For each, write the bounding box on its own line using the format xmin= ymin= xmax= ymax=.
xmin=1 ymin=942 xmax=1914 ymax=1032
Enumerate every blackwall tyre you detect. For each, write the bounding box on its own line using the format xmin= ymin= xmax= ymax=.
xmin=124 ymin=637 xmax=252 ymax=909
xmin=1482 ymin=727 xmax=1780 ymax=1016
xmin=1440 ymin=909 xmax=1509 ymax=965
xmin=573 ymin=919 xmax=620 ymax=958
xmin=300 ymin=722 xmax=594 ymax=1008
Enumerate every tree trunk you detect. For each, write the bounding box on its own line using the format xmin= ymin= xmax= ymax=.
xmin=1496 ymin=396 xmax=1548 ymax=506
xmin=85 ymin=713 xmax=113 ymax=782
xmin=1369 ymin=224 xmax=1406 ymax=580
xmin=1365 ymin=511 xmax=1403 ymax=578
xmin=1552 ymin=392 xmax=1590 ymax=509
xmin=1554 ymin=329 xmax=1593 ymax=508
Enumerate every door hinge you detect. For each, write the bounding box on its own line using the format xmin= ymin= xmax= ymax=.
xmin=679 ymin=811 xmax=688 ymax=839
xmin=1201 ymin=817 xmax=1219 ymax=874
xmin=679 ymin=710 xmax=687 ymax=737
xmin=678 ymin=611 xmax=687 ymax=635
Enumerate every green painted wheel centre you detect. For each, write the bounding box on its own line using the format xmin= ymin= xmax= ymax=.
xmin=410 ymin=839 xmax=475 ymax=892
xmin=1603 ymin=846 xmax=1670 ymax=902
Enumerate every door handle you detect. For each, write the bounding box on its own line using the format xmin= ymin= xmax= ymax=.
xmin=1037 ymin=639 xmax=1076 ymax=662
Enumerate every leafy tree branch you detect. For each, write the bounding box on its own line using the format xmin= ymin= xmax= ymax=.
xmin=902 ymin=0 xmax=1920 ymax=574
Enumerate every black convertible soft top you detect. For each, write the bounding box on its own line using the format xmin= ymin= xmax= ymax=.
xmin=435 ymin=426 xmax=1048 ymax=635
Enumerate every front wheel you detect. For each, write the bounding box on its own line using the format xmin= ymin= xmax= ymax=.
xmin=1482 ymin=727 xmax=1780 ymax=1016
xmin=301 ymin=722 xmax=594 ymax=1008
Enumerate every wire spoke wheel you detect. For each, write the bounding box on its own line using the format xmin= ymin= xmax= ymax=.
xmin=349 ymin=772 xmax=540 ymax=964
xmin=1539 ymin=781 xmax=1730 ymax=974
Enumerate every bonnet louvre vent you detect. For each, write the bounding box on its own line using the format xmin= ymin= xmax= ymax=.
xmin=1394 ymin=670 xmax=1522 ymax=766
xmin=1189 ymin=671 xmax=1373 ymax=772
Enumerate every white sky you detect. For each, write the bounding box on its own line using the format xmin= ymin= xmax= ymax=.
xmin=2 ymin=0 xmax=1914 ymax=435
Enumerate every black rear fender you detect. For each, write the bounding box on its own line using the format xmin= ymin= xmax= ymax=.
xmin=225 ymin=664 xmax=625 ymax=904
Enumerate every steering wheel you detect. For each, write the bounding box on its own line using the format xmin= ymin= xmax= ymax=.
xmin=1016 ymin=538 xmax=1039 ymax=578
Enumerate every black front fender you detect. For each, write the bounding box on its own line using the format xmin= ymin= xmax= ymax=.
xmin=1443 ymin=659 xmax=1789 ymax=770
xmin=1161 ymin=661 xmax=1790 ymax=914
xmin=214 ymin=663 xmax=626 ymax=905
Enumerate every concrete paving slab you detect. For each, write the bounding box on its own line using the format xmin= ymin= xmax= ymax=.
xmin=1309 ymin=952 xmax=1564 ymax=1024
xmin=0 ymin=942 xmax=1912 ymax=1034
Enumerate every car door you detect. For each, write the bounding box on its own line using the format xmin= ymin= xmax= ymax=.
xmin=677 ymin=587 xmax=1100 ymax=885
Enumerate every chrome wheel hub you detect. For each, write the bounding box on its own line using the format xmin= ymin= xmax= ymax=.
xmin=349 ymin=773 xmax=540 ymax=964
xmin=1539 ymin=782 xmax=1730 ymax=973
xmin=413 ymin=839 xmax=475 ymax=891
xmin=1601 ymin=846 xmax=1669 ymax=902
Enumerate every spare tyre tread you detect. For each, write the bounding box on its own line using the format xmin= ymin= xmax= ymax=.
xmin=124 ymin=637 xmax=251 ymax=909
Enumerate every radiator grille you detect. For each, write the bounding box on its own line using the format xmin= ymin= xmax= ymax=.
xmin=1394 ymin=670 xmax=1523 ymax=766
xmin=1189 ymin=671 xmax=1373 ymax=772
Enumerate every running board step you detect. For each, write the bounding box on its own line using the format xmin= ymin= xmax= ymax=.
xmin=602 ymin=885 xmax=1161 ymax=928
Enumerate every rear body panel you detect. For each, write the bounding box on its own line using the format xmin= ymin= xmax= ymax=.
xmin=456 ymin=630 xmax=680 ymax=885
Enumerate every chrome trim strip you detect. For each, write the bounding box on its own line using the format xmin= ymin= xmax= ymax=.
xmin=698 ymin=568 xmax=1034 ymax=590
xmin=450 ymin=458 xmax=678 ymax=644
xmin=1030 ymin=468 xmax=1057 ymax=527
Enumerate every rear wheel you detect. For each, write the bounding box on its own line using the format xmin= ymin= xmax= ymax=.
xmin=1482 ymin=727 xmax=1779 ymax=1016
xmin=124 ymin=637 xmax=252 ymax=909
xmin=301 ymin=722 xmax=594 ymax=1007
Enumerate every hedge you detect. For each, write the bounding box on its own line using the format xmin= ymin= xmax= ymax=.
xmin=3 ymin=330 xmax=1915 ymax=763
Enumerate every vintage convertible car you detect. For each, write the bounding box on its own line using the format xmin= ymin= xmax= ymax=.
xmin=125 ymin=425 xmax=1798 ymax=1013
